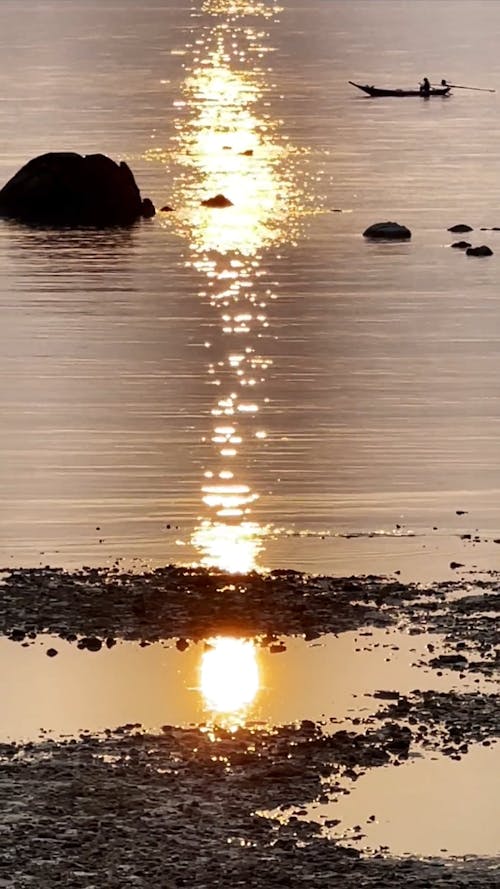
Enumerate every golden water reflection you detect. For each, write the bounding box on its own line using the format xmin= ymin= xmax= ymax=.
xmin=202 ymin=0 xmax=282 ymax=18
xmin=200 ymin=636 xmax=260 ymax=723
xmin=152 ymin=0 xmax=311 ymax=572
xmin=192 ymin=519 xmax=266 ymax=572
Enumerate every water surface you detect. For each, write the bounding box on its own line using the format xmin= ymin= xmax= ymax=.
xmin=2 ymin=1 xmax=500 ymax=577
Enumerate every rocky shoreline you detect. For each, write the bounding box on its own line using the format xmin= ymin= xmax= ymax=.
xmin=1 ymin=717 xmax=498 ymax=888
xmin=1 ymin=565 xmax=498 ymax=677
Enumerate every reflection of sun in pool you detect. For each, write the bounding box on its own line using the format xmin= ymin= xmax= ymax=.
xmin=200 ymin=637 xmax=259 ymax=714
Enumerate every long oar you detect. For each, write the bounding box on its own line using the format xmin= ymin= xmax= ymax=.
xmin=436 ymin=83 xmax=495 ymax=92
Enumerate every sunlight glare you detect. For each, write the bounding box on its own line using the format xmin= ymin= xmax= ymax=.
xmin=200 ymin=636 xmax=260 ymax=714
xmin=192 ymin=518 xmax=266 ymax=572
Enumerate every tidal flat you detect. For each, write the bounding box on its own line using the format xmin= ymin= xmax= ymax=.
xmin=0 ymin=564 xmax=498 ymax=887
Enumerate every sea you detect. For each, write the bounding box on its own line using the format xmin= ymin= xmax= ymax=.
xmin=1 ymin=0 xmax=500 ymax=580
xmin=1 ymin=0 xmax=500 ymax=860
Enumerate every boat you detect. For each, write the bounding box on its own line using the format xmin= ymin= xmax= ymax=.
xmin=349 ymin=81 xmax=451 ymax=97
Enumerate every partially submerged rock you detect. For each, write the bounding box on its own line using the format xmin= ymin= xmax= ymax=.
xmin=448 ymin=223 xmax=473 ymax=233
xmin=0 ymin=152 xmax=155 ymax=226
xmin=362 ymin=221 xmax=411 ymax=239
xmin=466 ymin=245 xmax=493 ymax=256
xmin=201 ymin=193 xmax=233 ymax=208
xmin=451 ymin=240 xmax=471 ymax=249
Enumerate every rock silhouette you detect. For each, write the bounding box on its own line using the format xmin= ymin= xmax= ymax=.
xmin=201 ymin=193 xmax=233 ymax=208
xmin=466 ymin=245 xmax=493 ymax=256
xmin=363 ymin=221 xmax=411 ymax=239
xmin=448 ymin=223 xmax=473 ymax=233
xmin=0 ymin=152 xmax=155 ymax=226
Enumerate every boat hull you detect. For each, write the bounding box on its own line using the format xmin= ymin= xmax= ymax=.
xmin=349 ymin=81 xmax=451 ymax=97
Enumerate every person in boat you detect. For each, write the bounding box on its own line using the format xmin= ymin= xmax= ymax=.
xmin=419 ymin=76 xmax=431 ymax=95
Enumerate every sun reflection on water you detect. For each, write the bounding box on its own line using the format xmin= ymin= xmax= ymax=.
xmin=149 ymin=0 xmax=311 ymax=573
xmin=202 ymin=0 xmax=282 ymax=18
xmin=192 ymin=519 xmax=266 ymax=572
xmin=200 ymin=637 xmax=260 ymax=724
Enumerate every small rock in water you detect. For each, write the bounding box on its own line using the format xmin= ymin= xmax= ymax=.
xmin=160 ymin=204 xmax=174 ymax=212
xmin=77 ymin=636 xmax=102 ymax=652
xmin=141 ymin=197 xmax=156 ymax=218
xmin=201 ymin=193 xmax=233 ymax=208
xmin=466 ymin=245 xmax=493 ymax=256
xmin=448 ymin=223 xmax=473 ymax=233
xmin=46 ymin=647 xmax=58 ymax=657
xmin=450 ymin=240 xmax=471 ymax=249
xmin=362 ymin=221 xmax=411 ymax=239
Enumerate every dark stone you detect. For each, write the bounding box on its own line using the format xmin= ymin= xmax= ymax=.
xmin=9 ymin=628 xmax=25 ymax=642
xmin=46 ymin=648 xmax=58 ymax=657
xmin=430 ymin=654 xmax=468 ymax=669
xmin=0 ymin=152 xmax=155 ymax=226
xmin=160 ymin=204 xmax=174 ymax=212
xmin=362 ymin=221 xmax=411 ymax=240
xmin=239 ymin=149 xmax=253 ymax=156
xmin=450 ymin=561 xmax=465 ymax=569
xmin=77 ymin=636 xmax=102 ymax=652
xmin=141 ymin=197 xmax=156 ymax=218
xmin=176 ymin=638 xmax=189 ymax=652
xmin=201 ymin=193 xmax=233 ymax=208
xmin=450 ymin=240 xmax=471 ymax=249
xmin=466 ymin=245 xmax=493 ymax=256
xmin=448 ymin=223 xmax=473 ymax=233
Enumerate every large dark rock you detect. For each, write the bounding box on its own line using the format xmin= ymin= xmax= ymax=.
xmin=363 ymin=221 xmax=411 ymax=240
xmin=448 ymin=223 xmax=473 ymax=233
xmin=0 ymin=152 xmax=155 ymax=226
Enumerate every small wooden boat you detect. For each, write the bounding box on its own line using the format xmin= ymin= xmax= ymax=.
xmin=349 ymin=81 xmax=451 ymax=97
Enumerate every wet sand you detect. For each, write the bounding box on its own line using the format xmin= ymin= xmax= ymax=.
xmin=0 ymin=564 xmax=498 ymax=887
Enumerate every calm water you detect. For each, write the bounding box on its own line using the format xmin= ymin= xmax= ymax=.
xmin=2 ymin=0 xmax=500 ymax=579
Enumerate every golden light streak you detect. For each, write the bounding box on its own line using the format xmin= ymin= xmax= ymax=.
xmin=192 ymin=519 xmax=266 ymax=572
xmin=148 ymin=0 xmax=311 ymax=575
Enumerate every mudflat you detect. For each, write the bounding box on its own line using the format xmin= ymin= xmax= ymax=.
xmin=0 ymin=564 xmax=498 ymax=887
